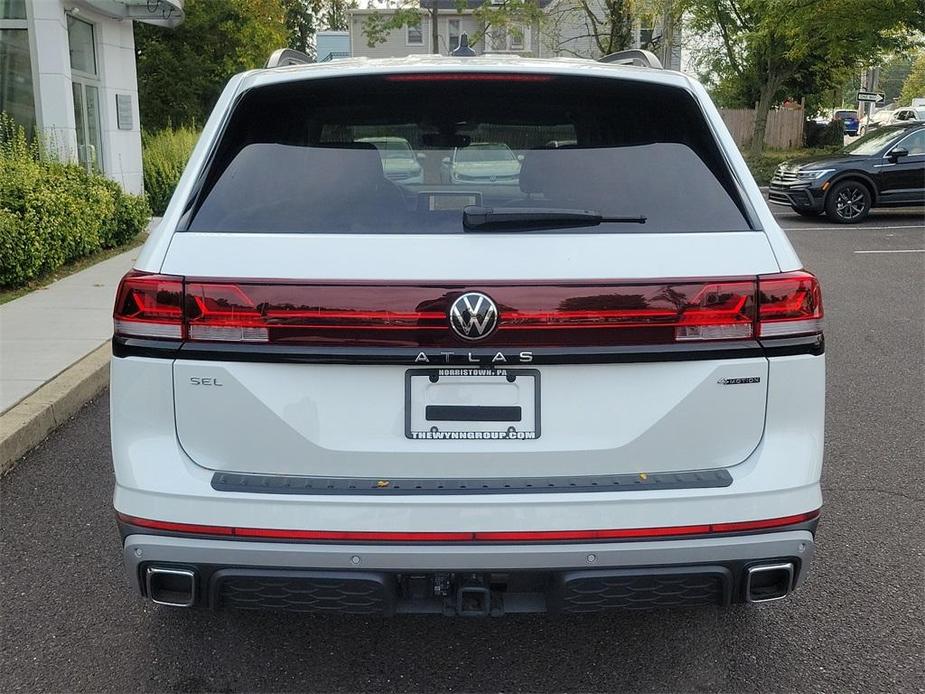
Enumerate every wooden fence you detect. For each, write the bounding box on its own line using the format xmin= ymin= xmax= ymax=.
xmin=718 ymin=106 xmax=805 ymax=150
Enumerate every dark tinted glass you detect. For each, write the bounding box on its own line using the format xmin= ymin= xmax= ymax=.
xmin=188 ymin=74 xmax=752 ymax=234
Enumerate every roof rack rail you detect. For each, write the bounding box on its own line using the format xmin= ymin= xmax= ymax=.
xmin=266 ymin=48 xmax=313 ymax=68
xmin=598 ymin=49 xmax=663 ymax=69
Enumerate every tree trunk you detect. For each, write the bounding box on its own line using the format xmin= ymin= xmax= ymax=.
xmin=431 ymin=0 xmax=439 ymax=53
xmin=750 ymin=77 xmax=779 ymax=157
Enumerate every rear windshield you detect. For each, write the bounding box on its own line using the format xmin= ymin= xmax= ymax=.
xmin=186 ymin=73 xmax=753 ymax=234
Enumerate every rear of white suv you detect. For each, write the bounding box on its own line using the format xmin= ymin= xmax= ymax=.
xmin=111 ymin=57 xmax=824 ymax=615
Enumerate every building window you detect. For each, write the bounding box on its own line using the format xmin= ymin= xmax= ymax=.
xmin=67 ymin=15 xmax=97 ymax=75
xmin=0 ymin=0 xmax=26 ymax=20
xmin=407 ymin=22 xmax=423 ymax=46
xmin=0 ymin=28 xmax=35 ymax=134
xmin=509 ymin=26 xmax=524 ymax=50
xmin=448 ymin=18 xmax=460 ymax=52
xmin=638 ymin=15 xmax=655 ymax=49
xmin=487 ymin=26 xmax=526 ymax=52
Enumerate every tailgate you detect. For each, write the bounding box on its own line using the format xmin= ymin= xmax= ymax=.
xmin=164 ymin=231 xmax=777 ymax=479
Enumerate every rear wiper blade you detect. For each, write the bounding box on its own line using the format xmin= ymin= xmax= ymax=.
xmin=462 ymin=206 xmax=646 ymax=231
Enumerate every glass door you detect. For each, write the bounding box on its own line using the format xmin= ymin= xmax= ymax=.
xmin=67 ymin=15 xmax=103 ymax=173
xmin=72 ymin=81 xmax=102 ymax=172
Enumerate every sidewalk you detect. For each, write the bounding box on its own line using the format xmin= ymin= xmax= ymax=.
xmin=0 ymin=220 xmax=158 ymax=414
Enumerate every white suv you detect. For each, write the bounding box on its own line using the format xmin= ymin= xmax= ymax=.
xmin=111 ymin=54 xmax=824 ymax=615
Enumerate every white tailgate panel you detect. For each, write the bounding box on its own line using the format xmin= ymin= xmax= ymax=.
xmin=173 ymin=359 xmax=768 ymax=478
xmin=160 ymin=231 xmax=780 ymax=280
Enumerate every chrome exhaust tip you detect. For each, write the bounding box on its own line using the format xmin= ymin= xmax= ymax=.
xmin=145 ymin=566 xmax=197 ymax=607
xmin=745 ymin=562 xmax=794 ymax=603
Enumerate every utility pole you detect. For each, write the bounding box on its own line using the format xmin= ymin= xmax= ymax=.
xmin=431 ymin=0 xmax=439 ymax=53
xmin=858 ymin=65 xmax=881 ymax=120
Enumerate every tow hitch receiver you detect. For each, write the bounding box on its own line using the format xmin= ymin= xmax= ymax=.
xmin=456 ymin=575 xmax=492 ymax=616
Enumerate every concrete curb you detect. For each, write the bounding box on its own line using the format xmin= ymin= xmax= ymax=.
xmin=1 ymin=342 xmax=110 ymax=476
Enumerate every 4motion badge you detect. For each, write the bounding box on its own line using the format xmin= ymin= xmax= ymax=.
xmin=718 ymin=377 xmax=761 ymax=385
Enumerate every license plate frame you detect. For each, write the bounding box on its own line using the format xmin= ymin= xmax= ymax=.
xmin=405 ymin=368 xmax=541 ymax=441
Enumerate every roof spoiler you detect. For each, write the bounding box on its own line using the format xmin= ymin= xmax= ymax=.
xmin=598 ymin=49 xmax=663 ymax=69
xmin=266 ymin=48 xmax=313 ymax=68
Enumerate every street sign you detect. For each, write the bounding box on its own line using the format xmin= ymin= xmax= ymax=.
xmin=857 ymin=91 xmax=885 ymax=104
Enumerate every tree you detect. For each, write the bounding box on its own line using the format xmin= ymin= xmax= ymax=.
xmin=544 ymin=0 xmax=635 ymax=57
xmin=684 ymin=0 xmax=924 ymax=155
xmin=544 ymin=0 xmax=680 ymax=60
xmin=362 ymin=0 xmax=543 ymax=54
xmin=314 ymin=0 xmax=354 ymax=32
xmin=282 ymin=0 xmax=316 ymax=54
xmin=900 ymin=52 xmax=925 ymax=105
xmin=135 ymin=0 xmax=288 ymax=131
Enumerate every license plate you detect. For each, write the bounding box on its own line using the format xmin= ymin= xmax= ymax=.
xmin=405 ymin=368 xmax=540 ymax=440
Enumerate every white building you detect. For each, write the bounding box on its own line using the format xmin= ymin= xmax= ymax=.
xmin=0 ymin=0 xmax=183 ymax=193
xmin=349 ymin=0 xmax=545 ymax=59
xmin=348 ymin=0 xmax=681 ymax=69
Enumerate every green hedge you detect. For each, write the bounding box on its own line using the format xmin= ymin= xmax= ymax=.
xmin=142 ymin=125 xmax=199 ymax=215
xmin=0 ymin=114 xmax=151 ymax=288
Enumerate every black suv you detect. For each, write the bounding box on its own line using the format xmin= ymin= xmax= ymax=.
xmin=769 ymin=123 xmax=925 ymax=223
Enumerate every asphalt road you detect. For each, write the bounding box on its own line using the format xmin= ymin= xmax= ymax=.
xmin=2 ymin=206 xmax=923 ymax=693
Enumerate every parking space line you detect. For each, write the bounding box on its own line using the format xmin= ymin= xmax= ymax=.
xmin=780 ymin=224 xmax=925 ymax=231
xmin=853 ymin=249 xmax=925 ymax=254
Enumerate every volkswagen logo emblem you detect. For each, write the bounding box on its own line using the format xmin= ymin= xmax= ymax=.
xmin=448 ymin=292 xmax=499 ymax=341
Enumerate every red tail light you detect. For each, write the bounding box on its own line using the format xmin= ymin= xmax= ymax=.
xmin=757 ymin=271 xmax=823 ymax=337
xmin=113 ymin=271 xmax=184 ymax=339
xmin=113 ymin=272 xmax=821 ymax=347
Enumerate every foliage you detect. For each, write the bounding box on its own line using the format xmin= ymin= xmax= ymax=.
xmin=900 ymin=52 xmax=925 ymax=105
xmin=314 ymin=0 xmax=354 ymax=32
xmin=362 ymin=0 xmax=543 ymax=52
xmin=683 ymin=0 xmax=924 ymax=155
xmin=544 ymin=0 xmax=680 ymax=60
xmin=142 ymin=126 xmax=200 ymax=215
xmin=282 ymin=0 xmax=316 ymax=53
xmin=135 ymin=0 xmax=288 ymax=130
xmin=0 ymin=114 xmax=150 ymax=288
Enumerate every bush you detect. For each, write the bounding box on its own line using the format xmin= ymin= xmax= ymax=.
xmin=0 ymin=113 xmax=151 ymax=289
xmin=142 ymin=125 xmax=199 ymax=214
xmin=114 ymin=191 xmax=153 ymax=245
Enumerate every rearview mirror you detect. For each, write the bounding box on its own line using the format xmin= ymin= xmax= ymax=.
xmin=887 ymin=147 xmax=909 ymax=162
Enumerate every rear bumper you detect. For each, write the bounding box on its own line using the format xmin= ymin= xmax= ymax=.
xmin=124 ymin=529 xmax=815 ymax=614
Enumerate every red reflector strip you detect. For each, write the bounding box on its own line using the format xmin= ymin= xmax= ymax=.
xmin=117 ymin=514 xmax=234 ymax=536
xmin=234 ymin=528 xmax=473 ymax=542
xmin=472 ymin=526 xmax=711 ymax=542
xmin=711 ymin=510 xmax=820 ymax=533
xmin=117 ymin=510 xmax=819 ymax=542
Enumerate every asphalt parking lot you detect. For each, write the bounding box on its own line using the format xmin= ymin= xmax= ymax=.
xmin=2 ymin=205 xmax=923 ymax=693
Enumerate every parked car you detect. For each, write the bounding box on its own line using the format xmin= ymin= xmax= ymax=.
xmin=112 ymin=54 xmax=825 ymax=615
xmin=857 ymin=108 xmax=894 ymax=136
xmin=769 ymin=123 xmax=925 ymax=222
xmin=832 ymin=109 xmax=859 ymax=136
xmin=861 ymin=107 xmax=925 ymax=135
xmin=441 ymin=142 xmax=522 ymax=184
xmin=889 ymin=106 xmax=925 ymax=124
xmin=357 ymin=136 xmax=424 ymax=184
